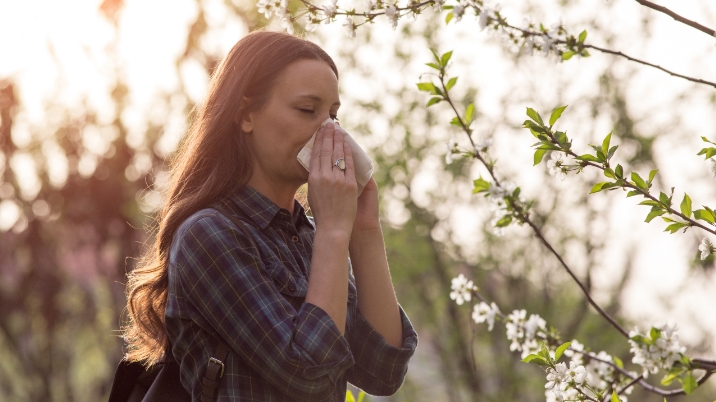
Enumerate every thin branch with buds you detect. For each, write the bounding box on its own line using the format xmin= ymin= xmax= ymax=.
xmin=291 ymin=0 xmax=716 ymax=89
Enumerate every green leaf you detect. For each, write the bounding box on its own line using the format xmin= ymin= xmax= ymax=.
xmin=661 ymin=370 xmax=682 ymax=386
xmin=425 ymin=62 xmax=441 ymax=70
xmin=417 ymin=82 xmax=437 ymax=93
xmin=604 ymin=168 xmax=616 ymax=179
xmin=521 ymin=354 xmax=550 ymax=366
xmin=561 ymin=51 xmax=575 ymax=61
xmin=602 ymin=132 xmax=612 ymax=156
xmin=549 ymin=106 xmax=568 ymax=126
xmin=450 ymin=117 xmax=461 ymax=126
xmin=446 ymin=76 xmax=458 ymax=91
xmin=645 ymin=209 xmax=666 ymax=223
xmin=440 ymin=50 xmax=453 ymax=67
xmin=631 ymin=334 xmax=652 ymax=345
xmin=526 ymin=108 xmax=544 ymax=126
xmin=626 ymin=190 xmax=640 ymax=197
xmin=430 ymin=49 xmax=440 ymax=64
xmin=473 ymin=177 xmax=491 ymax=193
xmin=590 ymin=182 xmax=611 ymax=194
xmin=680 ymin=194 xmax=692 ymax=218
xmin=698 ymin=148 xmax=716 ymax=159
xmin=554 ymin=341 xmax=572 ymax=361
xmin=613 ymin=356 xmax=624 ymax=369
xmin=659 ymin=191 xmax=671 ymax=207
xmin=611 ymin=390 xmax=622 ymax=402
xmin=534 ymin=149 xmax=548 ymax=165
xmin=426 ymin=97 xmax=442 ymax=107
xmin=445 ymin=11 xmax=453 ymax=24
xmin=649 ymin=169 xmax=658 ymax=183
xmin=639 ymin=200 xmax=662 ymax=207
xmin=615 ymin=164 xmax=623 ymax=179
xmin=631 ymin=172 xmax=647 ymax=190
xmin=580 ymin=49 xmax=591 ymax=57
xmin=578 ymin=30 xmax=587 ymax=43
xmin=694 ymin=209 xmax=716 ymax=224
xmin=607 ymin=145 xmax=619 ymax=160
xmin=664 ymin=222 xmax=688 ymax=234
xmin=495 ymin=215 xmax=513 ymax=227
xmin=577 ymin=154 xmax=601 ymax=163
xmin=683 ymin=372 xmax=697 ymax=394
xmin=465 ymin=103 xmax=475 ymax=124
xmin=650 ymin=327 xmax=662 ymax=340
xmin=346 ymin=390 xmax=356 ymax=402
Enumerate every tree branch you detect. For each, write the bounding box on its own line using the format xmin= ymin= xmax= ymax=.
xmin=634 ymin=0 xmax=716 ymax=38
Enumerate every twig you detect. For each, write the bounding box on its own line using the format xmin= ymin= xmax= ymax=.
xmin=634 ymin=0 xmax=716 ymax=38
xmin=583 ymin=43 xmax=716 ymax=90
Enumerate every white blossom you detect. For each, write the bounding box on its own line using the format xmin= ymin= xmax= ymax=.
xmin=699 ymin=237 xmax=714 ymax=260
xmin=445 ymin=138 xmax=457 ymax=165
xmin=453 ymin=3 xmax=465 ymax=21
xmin=541 ymin=34 xmax=553 ymax=56
xmin=710 ymin=158 xmax=716 ymax=178
xmin=478 ymin=8 xmax=491 ymax=31
xmin=472 ymin=301 xmax=500 ymax=331
xmin=449 ymin=274 xmax=475 ymax=305
xmin=545 ymin=362 xmax=568 ymax=390
xmin=342 ymin=17 xmax=356 ymax=38
xmin=566 ymin=361 xmax=587 ymax=385
xmin=364 ymin=0 xmax=376 ymax=11
xmin=474 ymin=137 xmax=493 ymax=150
xmin=550 ymin=17 xmax=563 ymax=33
xmin=628 ymin=324 xmax=686 ymax=376
xmin=323 ymin=0 xmax=338 ymax=18
xmin=523 ymin=314 xmax=546 ymax=339
xmin=385 ymin=4 xmax=399 ymax=30
xmin=547 ymin=152 xmax=567 ymax=180
xmin=432 ymin=0 xmax=445 ymax=12
xmin=563 ymin=339 xmax=584 ymax=365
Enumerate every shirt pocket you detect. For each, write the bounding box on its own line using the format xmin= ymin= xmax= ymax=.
xmin=265 ymin=260 xmax=308 ymax=298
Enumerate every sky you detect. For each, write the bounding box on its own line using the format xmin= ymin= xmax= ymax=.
xmin=1 ymin=0 xmax=716 ymax=359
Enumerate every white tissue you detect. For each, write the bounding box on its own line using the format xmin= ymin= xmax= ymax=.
xmin=297 ymin=118 xmax=374 ymax=196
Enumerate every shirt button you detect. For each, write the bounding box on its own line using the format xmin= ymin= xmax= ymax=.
xmin=348 ymin=293 xmax=355 ymax=300
xmin=291 ymin=235 xmax=299 ymax=243
xmin=288 ymin=283 xmax=296 ymax=292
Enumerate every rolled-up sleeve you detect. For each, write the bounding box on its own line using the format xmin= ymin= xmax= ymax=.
xmin=345 ymin=305 xmax=418 ymax=396
xmin=171 ymin=214 xmax=354 ymax=401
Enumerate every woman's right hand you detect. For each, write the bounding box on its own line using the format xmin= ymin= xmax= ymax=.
xmin=307 ymin=122 xmax=358 ymax=236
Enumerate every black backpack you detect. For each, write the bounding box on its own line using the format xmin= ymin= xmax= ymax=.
xmin=108 ymin=203 xmax=255 ymax=402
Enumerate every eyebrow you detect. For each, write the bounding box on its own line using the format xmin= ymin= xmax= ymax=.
xmin=295 ymin=94 xmax=341 ymax=106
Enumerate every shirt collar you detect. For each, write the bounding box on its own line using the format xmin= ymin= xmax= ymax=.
xmin=228 ymin=185 xmax=313 ymax=231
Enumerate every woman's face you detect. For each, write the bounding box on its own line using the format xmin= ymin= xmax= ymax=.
xmin=242 ymin=58 xmax=340 ymax=188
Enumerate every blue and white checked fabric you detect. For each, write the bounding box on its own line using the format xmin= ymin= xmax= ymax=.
xmin=165 ymin=185 xmax=418 ymax=401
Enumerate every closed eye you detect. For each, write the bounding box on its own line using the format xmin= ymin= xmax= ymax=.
xmin=299 ymin=109 xmax=338 ymax=120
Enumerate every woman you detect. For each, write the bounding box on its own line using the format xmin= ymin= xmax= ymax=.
xmin=123 ymin=31 xmax=417 ymax=401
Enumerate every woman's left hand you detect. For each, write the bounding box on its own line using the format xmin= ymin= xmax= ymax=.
xmin=352 ymin=177 xmax=380 ymax=232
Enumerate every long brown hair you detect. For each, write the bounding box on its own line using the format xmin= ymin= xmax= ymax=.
xmin=123 ymin=31 xmax=338 ymax=366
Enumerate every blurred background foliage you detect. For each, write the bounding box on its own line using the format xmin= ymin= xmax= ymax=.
xmin=0 ymin=0 xmax=714 ymax=401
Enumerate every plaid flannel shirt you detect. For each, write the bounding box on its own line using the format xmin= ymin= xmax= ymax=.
xmin=165 ymin=185 xmax=418 ymax=401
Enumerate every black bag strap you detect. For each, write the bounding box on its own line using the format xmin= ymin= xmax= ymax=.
xmin=200 ymin=342 xmax=230 ymax=402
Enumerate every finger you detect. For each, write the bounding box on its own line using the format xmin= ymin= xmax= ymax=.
xmin=320 ymin=123 xmax=335 ymax=172
xmin=332 ymin=127 xmax=345 ymax=175
xmin=343 ymin=138 xmax=356 ymax=184
xmin=310 ymin=125 xmax=324 ymax=172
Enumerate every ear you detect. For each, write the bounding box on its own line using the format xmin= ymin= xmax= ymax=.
xmin=237 ymin=96 xmax=254 ymax=133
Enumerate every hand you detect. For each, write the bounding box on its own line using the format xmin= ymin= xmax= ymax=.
xmin=352 ymin=177 xmax=381 ymax=232
xmin=307 ymin=122 xmax=358 ymax=235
